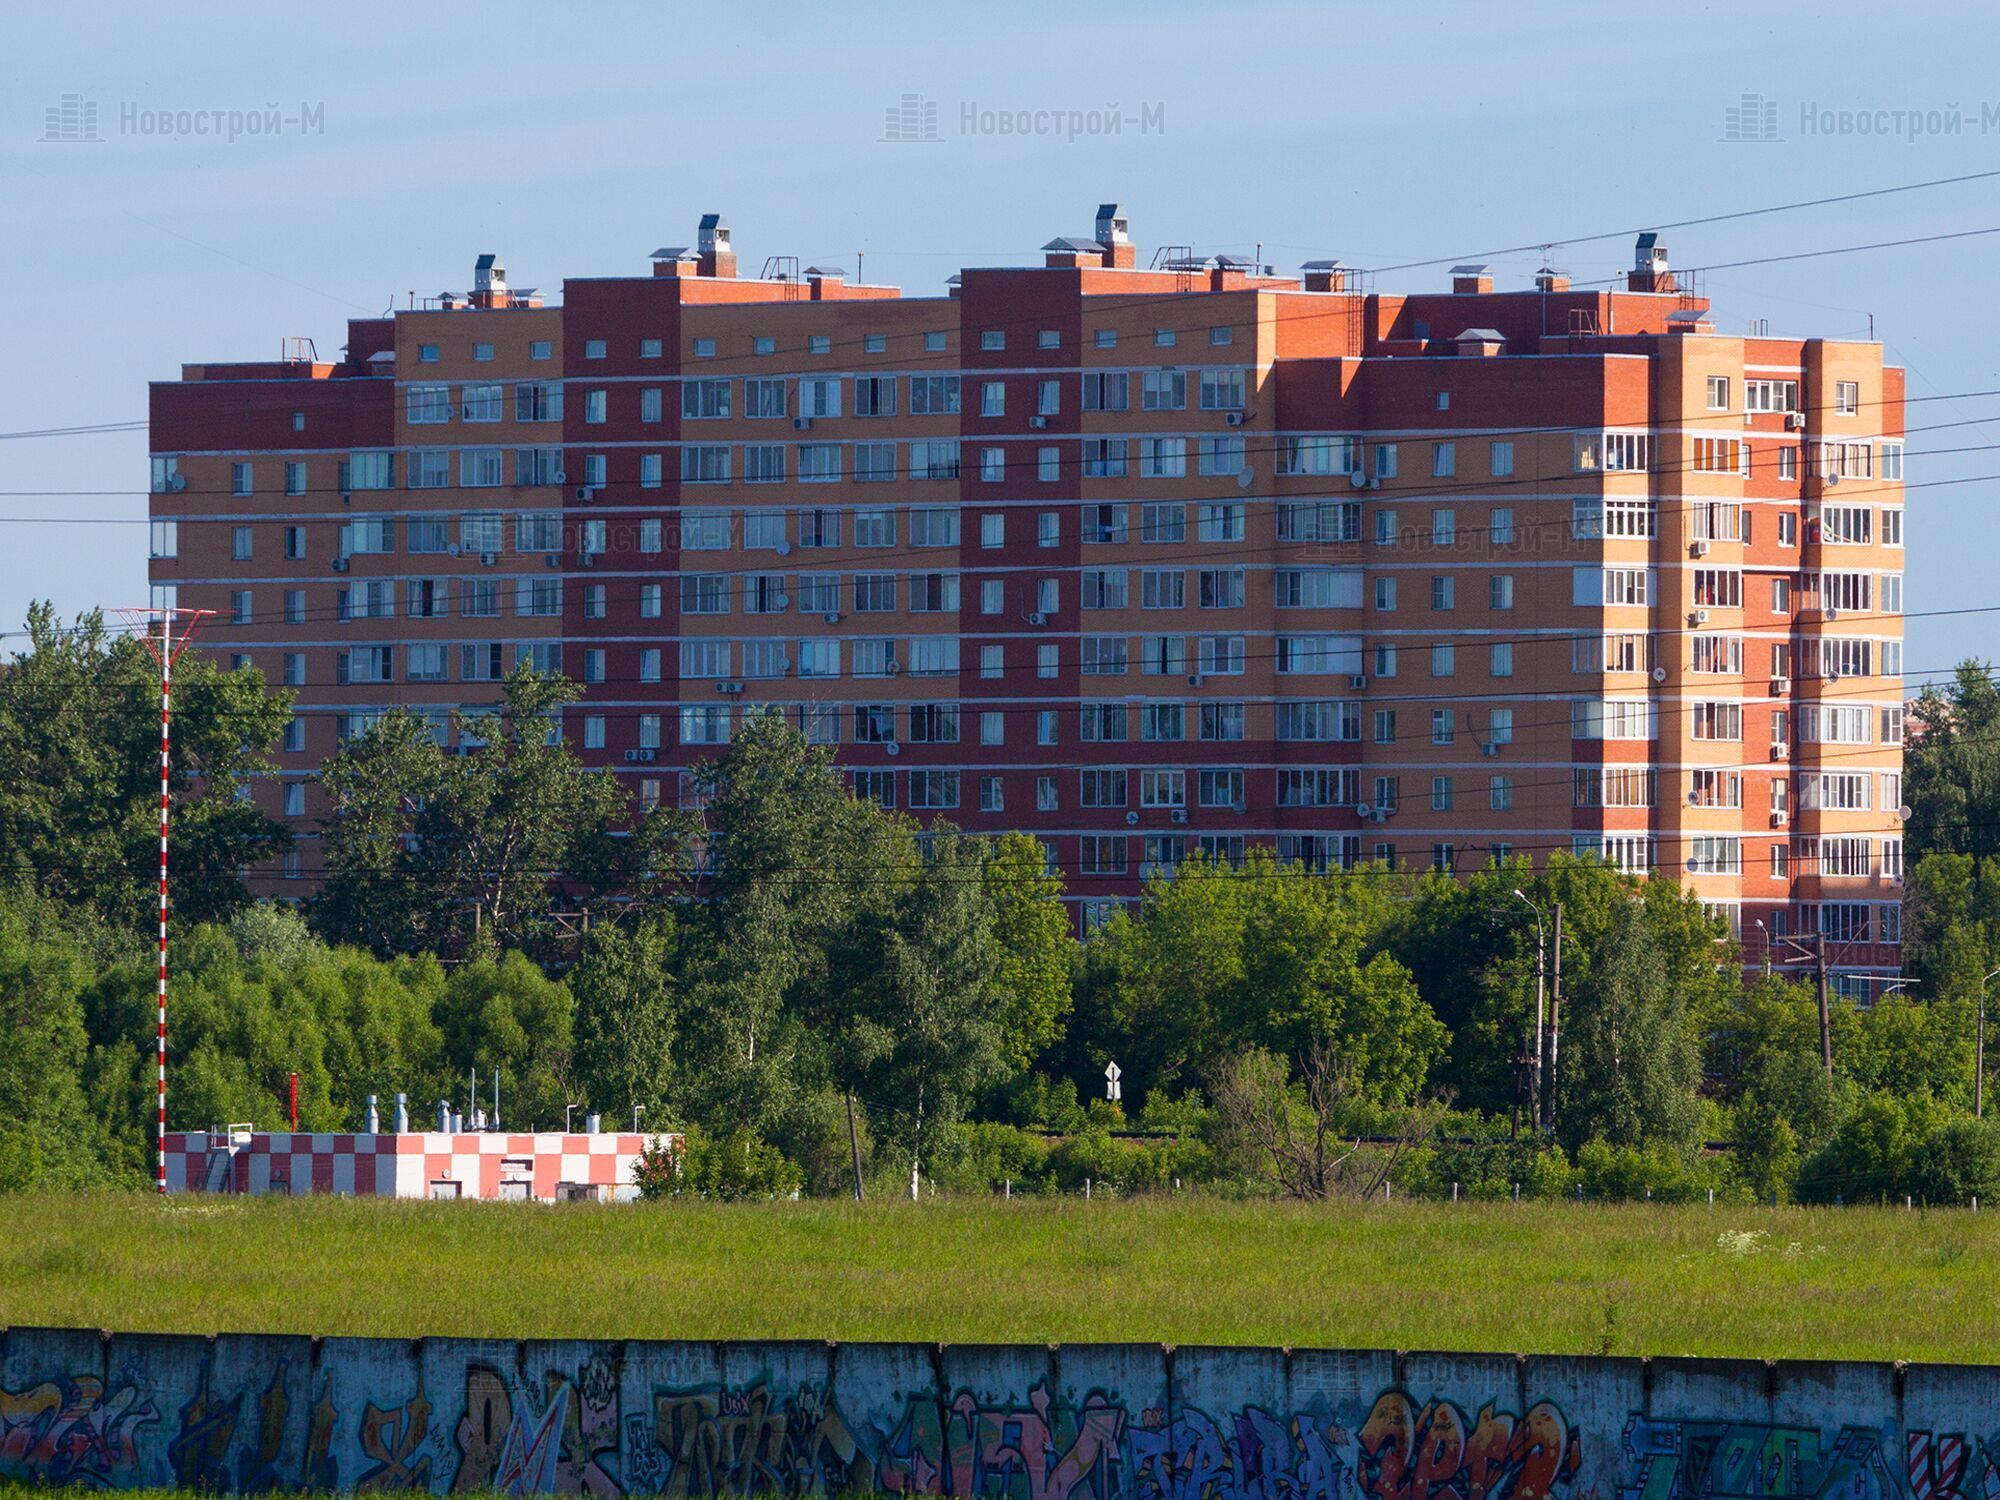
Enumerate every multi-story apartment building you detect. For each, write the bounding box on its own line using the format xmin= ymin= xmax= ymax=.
xmin=148 ymin=208 xmax=1907 ymax=987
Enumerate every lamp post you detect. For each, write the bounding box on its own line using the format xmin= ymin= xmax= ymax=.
xmin=1513 ymin=890 xmax=1546 ymax=1134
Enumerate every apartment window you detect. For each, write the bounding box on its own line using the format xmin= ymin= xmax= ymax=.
xmin=1490 ymin=643 xmax=1513 ymax=677
xmin=1430 ymin=508 xmax=1456 ymax=544
xmin=1373 ymin=508 xmax=1399 ymax=547
xmin=1835 ymin=381 xmax=1859 ymax=415
xmin=418 ymin=343 xmax=440 ymax=362
xmin=1084 ymin=371 xmax=1129 ymax=411
xmin=1489 ymin=507 xmax=1515 ymax=544
xmin=230 ymin=590 xmax=253 ymax=626
xmin=980 ymin=578 xmax=1004 ymax=614
xmin=1431 ymin=442 xmax=1456 ymax=478
xmin=1431 ymin=777 xmax=1454 ymax=812
xmin=1198 ymin=368 xmax=1246 ymax=411
xmin=1431 ymin=644 xmax=1456 ymax=678
xmin=1197 ymin=503 xmax=1244 ymax=543
xmin=284 ymin=589 xmax=305 ymax=625
xmin=1197 ymin=436 xmax=1245 ymax=476
xmin=1143 ymin=569 xmax=1186 ymax=610
xmin=1200 ymin=703 xmax=1245 ymax=742
xmin=1430 ymin=576 xmax=1455 ymax=611
xmin=1095 ymin=329 xmax=1116 ymax=349
xmin=1490 ymin=441 xmax=1514 ymax=478
xmin=1706 ymin=376 xmax=1731 ymax=410
xmin=230 ymin=525 xmax=254 ymax=561
xmin=1037 ymin=447 xmax=1060 ymax=482
xmin=1153 ymin=328 xmax=1176 ymax=348
xmin=1374 ymin=577 xmax=1396 ymax=611
xmin=1038 ymin=511 xmax=1061 ymax=547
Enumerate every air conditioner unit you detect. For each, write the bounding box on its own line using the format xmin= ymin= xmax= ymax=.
xmin=1787 ymin=412 xmax=1807 ymax=429
xmin=1825 ymin=473 xmax=1841 ymax=486
xmin=1225 ymin=411 xmax=1245 ymax=427
xmin=775 ymin=541 xmax=792 ymax=557
xmin=167 ymin=474 xmax=188 ymax=493
xmin=716 ymin=681 xmax=744 ymax=695
xmin=446 ymin=543 xmax=462 ymax=557
xmin=883 ymin=741 xmax=901 ymax=757
xmin=1349 ymin=674 xmax=1368 ymax=691
xmin=1028 ymin=415 xmax=1048 ymax=429
xmin=1125 ymin=811 xmax=1140 ymax=826
xmin=1744 ymin=412 xmax=1755 ymax=427
xmin=481 ymin=553 xmax=498 ymax=567
xmin=1824 ymin=606 xmax=1840 ymax=621
xmin=1481 ymin=742 xmax=1501 ymax=758
xmin=575 ymin=487 xmax=595 ymax=502
xmin=823 ymin=612 xmax=841 ymax=625
xmin=1690 ymin=540 xmax=1710 ymax=558
xmin=1187 ymin=673 xmax=1204 ymax=688
xmin=1771 ymin=677 xmax=1791 ymax=695
xmin=1771 ymin=742 xmax=1790 ymax=761
xmin=1028 ymin=611 xmax=1048 ymax=627
xmin=1771 ymin=811 xmax=1789 ymax=828
xmin=885 ymin=660 xmax=902 ymax=676
xmin=793 ymin=416 xmax=813 ymax=431
xmin=331 ymin=557 xmax=350 ymax=573
xmin=543 ymin=554 xmax=561 ymax=569
xmin=1169 ymin=808 xmax=1189 ymax=824
xmin=623 ymin=748 xmax=657 ymax=764
xmin=1690 ymin=609 xmax=1710 ymax=625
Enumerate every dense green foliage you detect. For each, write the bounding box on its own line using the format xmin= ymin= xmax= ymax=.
xmin=1 ymin=614 xmax=1995 ymax=1206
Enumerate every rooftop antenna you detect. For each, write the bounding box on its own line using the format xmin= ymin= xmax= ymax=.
xmin=113 ymin=604 xmax=215 ymax=1195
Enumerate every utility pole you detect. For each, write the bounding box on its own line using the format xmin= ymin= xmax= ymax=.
xmin=1547 ymin=901 xmax=1563 ymax=1133
xmin=1816 ymin=934 xmax=1834 ymax=1076
xmin=116 ymin=605 xmax=212 ymax=1195
xmin=1512 ymin=890 xmax=1547 ymax=1135
xmin=1979 ymin=968 xmax=2000 ymax=1119
xmin=844 ymin=1091 xmax=866 ymax=1202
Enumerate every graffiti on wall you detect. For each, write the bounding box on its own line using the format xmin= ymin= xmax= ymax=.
xmin=5 ymin=1335 xmax=2000 ymax=1500
xmin=0 ymin=1372 xmax=159 ymax=1487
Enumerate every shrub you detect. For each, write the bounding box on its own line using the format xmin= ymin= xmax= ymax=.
xmin=933 ymin=1121 xmax=1052 ymax=1195
xmin=1909 ymin=1117 xmax=2000 ymax=1206
xmin=634 ymin=1126 xmax=802 ymax=1201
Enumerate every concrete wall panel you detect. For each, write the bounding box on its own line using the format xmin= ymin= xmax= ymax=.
xmin=8 ymin=1326 xmax=2000 ymax=1497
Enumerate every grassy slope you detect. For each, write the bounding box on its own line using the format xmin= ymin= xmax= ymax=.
xmin=1 ymin=1193 xmax=1992 ymax=1362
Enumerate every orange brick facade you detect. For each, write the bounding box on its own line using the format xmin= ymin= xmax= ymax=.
xmin=148 ymin=210 xmax=1906 ymax=982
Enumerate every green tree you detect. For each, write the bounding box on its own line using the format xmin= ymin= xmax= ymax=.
xmin=677 ymin=712 xmax=886 ymax=1135
xmin=1906 ymin=662 xmax=2000 ymax=875
xmin=0 ymin=893 xmax=109 ymax=1190
xmin=434 ymin=950 xmax=577 ymax=1129
xmin=315 ymin=667 xmax=653 ymax=957
xmin=1553 ymin=895 xmax=1706 ymax=1153
xmin=831 ymin=830 xmax=1008 ymax=1194
xmin=0 ymin=604 xmax=291 ymax=932
xmin=571 ymin=914 xmax=683 ymax=1126
xmin=983 ymin=833 xmax=1075 ymax=1069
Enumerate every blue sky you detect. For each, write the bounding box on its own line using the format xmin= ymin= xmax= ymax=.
xmin=2 ymin=0 xmax=1995 ymax=677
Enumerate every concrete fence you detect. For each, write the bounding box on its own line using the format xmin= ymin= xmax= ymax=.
xmin=0 ymin=1324 xmax=1990 ymax=1496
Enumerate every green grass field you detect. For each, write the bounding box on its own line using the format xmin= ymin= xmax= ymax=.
xmin=2 ymin=1192 xmax=1995 ymax=1362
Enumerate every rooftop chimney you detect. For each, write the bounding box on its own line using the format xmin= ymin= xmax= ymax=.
xmin=1534 ymin=266 xmax=1570 ymax=293
xmin=1628 ymin=232 xmax=1674 ymax=292
xmin=805 ymin=265 xmax=847 ymax=299
xmin=1455 ymin=327 xmax=1507 ymax=357
xmin=471 ymin=253 xmax=507 ymax=309
xmin=1095 ymin=202 xmax=1135 ymax=268
xmin=1450 ymin=264 xmax=1494 ymax=295
xmin=1300 ymin=260 xmax=1347 ymax=293
xmin=697 ymin=213 xmax=736 ymax=278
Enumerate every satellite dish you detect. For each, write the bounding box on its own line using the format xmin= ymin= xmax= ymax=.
xmin=1236 ymin=468 xmax=1255 ymax=489
xmin=1899 ymin=804 xmax=1914 ymax=821
xmin=1651 ymin=667 xmax=1668 ymax=683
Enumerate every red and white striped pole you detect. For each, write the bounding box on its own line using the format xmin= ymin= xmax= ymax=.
xmin=118 ymin=605 xmax=211 ymax=1195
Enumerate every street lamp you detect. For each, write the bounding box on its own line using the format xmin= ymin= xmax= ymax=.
xmin=1513 ymin=889 xmax=1547 ymax=1133
xmin=1753 ymin=919 xmax=1771 ymax=978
